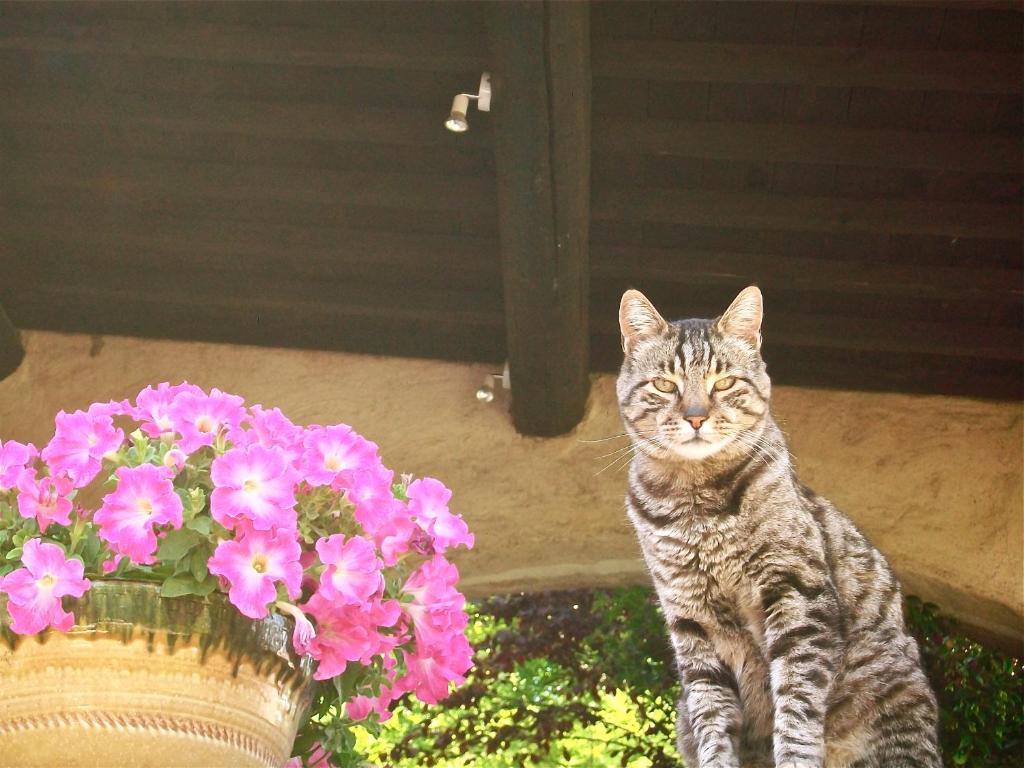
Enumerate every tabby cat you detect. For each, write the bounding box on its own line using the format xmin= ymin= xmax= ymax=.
xmin=617 ymin=287 xmax=941 ymax=768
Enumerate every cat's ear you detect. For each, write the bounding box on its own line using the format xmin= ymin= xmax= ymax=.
xmin=717 ymin=286 xmax=763 ymax=349
xmin=619 ymin=290 xmax=668 ymax=353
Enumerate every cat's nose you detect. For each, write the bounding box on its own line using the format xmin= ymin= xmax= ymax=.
xmin=684 ymin=412 xmax=708 ymax=430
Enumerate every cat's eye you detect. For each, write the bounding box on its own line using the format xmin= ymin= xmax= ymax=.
xmin=713 ymin=376 xmax=736 ymax=392
xmin=651 ymin=377 xmax=677 ymax=393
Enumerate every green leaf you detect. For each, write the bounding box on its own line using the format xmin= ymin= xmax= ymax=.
xmin=193 ymin=573 xmax=219 ymax=597
xmin=185 ymin=516 xmax=211 ymax=535
xmin=191 ymin=549 xmax=209 ymax=582
xmin=160 ymin=573 xmax=203 ymax=598
xmin=156 ymin=528 xmax=202 ymax=563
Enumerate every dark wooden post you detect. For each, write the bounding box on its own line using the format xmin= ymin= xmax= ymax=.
xmin=0 ymin=304 xmax=25 ymax=380
xmin=486 ymin=0 xmax=591 ymax=436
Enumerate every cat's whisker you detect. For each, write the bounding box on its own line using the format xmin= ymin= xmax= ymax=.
xmin=578 ymin=428 xmax=660 ymax=444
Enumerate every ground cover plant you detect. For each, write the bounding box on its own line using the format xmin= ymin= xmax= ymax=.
xmin=365 ymin=587 xmax=1022 ymax=767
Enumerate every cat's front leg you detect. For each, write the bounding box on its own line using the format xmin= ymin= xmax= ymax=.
xmin=755 ymin=567 xmax=842 ymax=768
xmin=672 ymin=620 xmax=743 ymax=768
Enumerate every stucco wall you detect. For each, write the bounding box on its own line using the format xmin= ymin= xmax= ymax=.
xmin=0 ymin=331 xmax=1020 ymax=644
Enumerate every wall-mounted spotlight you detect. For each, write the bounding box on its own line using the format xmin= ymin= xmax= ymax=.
xmin=445 ymin=72 xmax=491 ymax=133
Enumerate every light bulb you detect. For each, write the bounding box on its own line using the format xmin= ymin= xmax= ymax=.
xmin=445 ymin=94 xmax=470 ymax=132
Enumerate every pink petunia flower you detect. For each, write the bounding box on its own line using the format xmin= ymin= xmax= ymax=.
xmin=275 ymin=601 xmax=316 ymax=656
xmin=285 ymin=742 xmax=335 ymax=768
xmin=100 ymin=554 xmax=125 ymax=575
xmin=346 ymin=686 xmax=396 ymax=723
xmin=0 ymin=438 xmax=36 ymax=490
xmin=396 ymin=637 xmax=474 ymax=705
xmin=301 ymin=425 xmax=379 ymax=488
xmin=0 ymin=539 xmax=90 ymax=634
xmin=405 ymin=478 xmax=474 ymax=553
xmin=231 ymin=405 xmax=304 ymax=467
xmin=162 ymin=448 xmax=187 ymax=473
xmin=167 ymin=387 xmax=246 ymax=453
xmin=87 ymin=398 xmax=133 ymax=420
xmin=210 ymin=445 xmax=298 ymax=532
xmin=134 ymin=382 xmax=203 ymax=438
xmin=93 ymin=464 xmax=184 ymax=564
xmin=41 ymin=409 xmax=124 ymax=487
xmin=207 ymin=528 xmax=302 ymax=620
xmin=314 ymin=534 xmax=383 ymax=606
xmin=304 ymin=594 xmax=402 ymax=680
xmin=401 ymin=555 xmax=470 ymax=651
xmin=16 ymin=469 xmax=74 ymax=533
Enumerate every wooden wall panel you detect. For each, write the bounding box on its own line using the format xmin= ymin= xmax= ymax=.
xmin=1 ymin=1 xmax=1019 ymax=399
xmin=589 ymin=0 xmax=1022 ymax=398
xmin=0 ymin=0 xmax=502 ymax=363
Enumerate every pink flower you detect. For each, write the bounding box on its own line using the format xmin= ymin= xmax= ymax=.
xmin=162 ymin=448 xmax=187 ymax=472
xmin=402 ymin=556 xmax=469 ymax=650
xmin=87 ymin=399 xmax=133 ymax=419
xmin=304 ymin=594 xmax=402 ymax=680
xmin=314 ymin=534 xmax=382 ymax=606
xmin=0 ymin=439 xmax=36 ymax=490
xmin=275 ymin=601 xmax=316 ymax=656
xmin=346 ymin=687 xmax=396 ymax=723
xmin=207 ymin=528 xmax=302 ymax=620
xmin=406 ymin=478 xmax=474 ymax=553
xmin=396 ymin=638 xmax=474 ymax=705
xmin=93 ymin=464 xmax=184 ymax=564
xmin=41 ymin=409 xmax=124 ymax=486
xmin=16 ymin=469 xmax=74 ymax=533
xmin=301 ymin=425 xmax=378 ymax=488
xmin=348 ymin=463 xmax=397 ymax=532
xmin=210 ymin=445 xmax=298 ymax=532
xmin=135 ymin=382 xmax=203 ymax=438
xmin=167 ymin=387 xmax=245 ymax=453
xmin=231 ymin=405 xmax=304 ymax=465
xmin=100 ymin=554 xmax=125 ymax=575
xmin=286 ymin=742 xmax=334 ymax=768
xmin=0 ymin=539 xmax=90 ymax=634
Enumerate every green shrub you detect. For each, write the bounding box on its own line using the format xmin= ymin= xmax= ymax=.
xmin=367 ymin=588 xmax=1022 ymax=767
xmin=905 ymin=596 xmax=1024 ymax=767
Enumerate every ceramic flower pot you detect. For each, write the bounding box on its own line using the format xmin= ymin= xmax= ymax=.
xmin=0 ymin=580 xmax=314 ymax=768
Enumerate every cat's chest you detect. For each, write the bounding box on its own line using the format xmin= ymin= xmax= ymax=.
xmin=640 ymin=514 xmax=752 ymax=614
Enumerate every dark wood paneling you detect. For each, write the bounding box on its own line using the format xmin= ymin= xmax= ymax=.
xmin=0 ymin=0 xmax=502 ymax=367
xmin=1 ymin=0 xmax=1020 ymax=403
xmin=589 ymin=0 xmax=1022 ymax=399
xmin=594 ymin=41 xmax=1021 ymax=94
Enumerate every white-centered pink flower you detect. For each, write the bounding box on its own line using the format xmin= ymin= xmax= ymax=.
xmin=16 ymin=469 xmax=74 ymax=533
xmin=41 ymin=409 xmax=124 ymax=487
xmin=0 ymin=539 xmax=90 ymax=634
xmin=405 ymin=478 xmax=474 ymax=553
xmin=301 ymin=425 xmax=379 ymax=488
xmin=210 ymin=444 xmax=298 ymax=532
xmin=134 ymin=382 xmax=203 ymax=438
xmin=167 ymin=387 xmax=245 ymax=453
xmin=93 ymin=464 xmax=183 ymax=564
xmin=0 ymin=438 xmax=36 ymax=490
xmin=314 ymin=534 xmax=383 ymax=606
xmin=208 ymin=528 xmax=302 ymax=620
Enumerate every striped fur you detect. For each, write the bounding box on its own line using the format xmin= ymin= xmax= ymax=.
xmin=617 ymin=288 xmax=940 ymax=768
